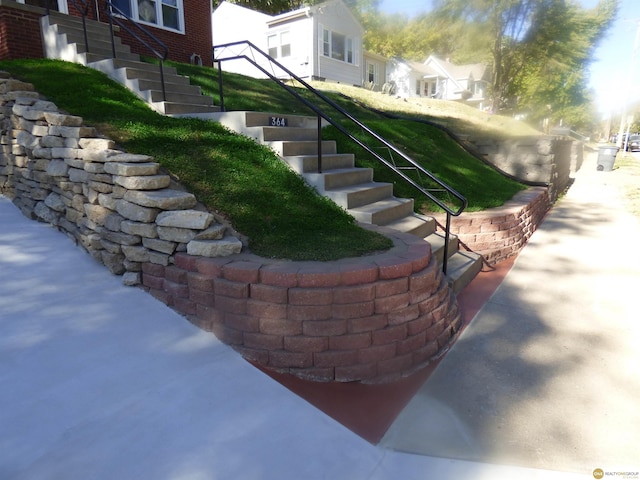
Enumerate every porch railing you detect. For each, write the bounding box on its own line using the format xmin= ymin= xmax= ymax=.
xmin=213 ymin=40 xmax=467 ymax=274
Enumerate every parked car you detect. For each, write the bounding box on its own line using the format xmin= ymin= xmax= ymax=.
xmin=626 ymin=134 xmax=640 ymax=151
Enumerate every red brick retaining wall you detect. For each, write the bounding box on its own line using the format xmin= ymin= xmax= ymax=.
xmin=141 ymin=229 xmax=461 ymax=384
xmin=436 ymin=186 xmax=550 ymax=265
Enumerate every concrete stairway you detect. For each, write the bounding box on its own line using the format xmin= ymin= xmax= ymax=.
xmin=40 ymin=12 xmax=219 ymax=116
xmin=211 ymin=111 xmax=483 ymax=292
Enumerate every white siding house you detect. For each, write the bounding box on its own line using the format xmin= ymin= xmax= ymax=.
xmin=212 ymin=0 xmax=364 ymax=85
xmin=387 ymin=55 xmax=490 ymax=109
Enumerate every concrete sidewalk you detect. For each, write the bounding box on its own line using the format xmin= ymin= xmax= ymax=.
xmin=382 ymin=152 xmax=640 ymax=475
xmin=0 ymin=151 xmax=634 ymax=480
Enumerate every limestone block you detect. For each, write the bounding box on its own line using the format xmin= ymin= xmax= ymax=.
xmin=98 ymin=193 xmax=119 ymax=211
xmin=32 ymin=125 xmax=49 ymax=137
xmin=157 ymin=226 xmax=197 ymax=243
xmin=104 ymin=213 xmax=124 ymax=232
xmin=33 ymin=159 xmax=49 ymax=172
xmin=100 ymin=238 xmax=122 ymax=254
xmin=122 ymin=272 xmax=141 ymax=286
xmin=124 ymin=189 xmax=196 ymax=210
xmin=89 ymin=181 xmax=113 ymax=194
xmin=116 ymin=199 xmax=158 ymax=223
xmin=68 ymin=168 xmax=89 ymax=183
xmin=32 ymin=147 xmax=53 ymax=159
xmin=52 ymin=147 xmax=81 ymax=159
xmin=101 ymin=229 xmax=141 ymax=246
xmin=123 ymin=260 xmax=142 ymax=272
xmin=142 ymin=237 xmax=176 ymax=255
xmin=33 ymin=100 xmax=57 ymax=112
xmin=72 ymin=194 xmax=86 ymax=211
xmin=49 ymin=126 xmax=96 ymax=138
xmin=78 ymin=138 xmax=115 ymax=150
xmin=88 ymin=173 xmax=113 ymax=184
xmin=187 ymin=237 xmax=242 ymax=257
xmin=104 ymin=162 xmax=159 ymax=176
xmin=101 ymin=251 xmax=126 ymax=275
xmin=148 ymin=251 xmax=170 ymax=266
xmin=0 ymin=80 xmax=34 ymax=93
xmin=84 ymin=162 xmax=105 ymax=174
xmin=65 ymin=158 xmax=84 ymax=169
xmin=106 ymin=153 xmax=154 ymax=164
xmin=122 ymin=245 xmax=150 ymax=262
xmin=81 ymin=148 xmax=123 ymax=162
xmin=44 ymin=112 xmax=83 ymax=127
xmin=84 ymin=204 xmax=112 ymax=226
xmin=46 ymin=159 xmax=69 ymax=177
xmin=156 ymin=210 xmax=214 ymax=230
xmin=121 ymin=220 xmax=157 ymax=238
xmin=44 ymin=192 xmax=66 ymax=212
xmin=34 ymin=202 xmax=59 ymax=224
xmin=16 ymin=130 xmax=39 ymax=149
xmin=194 ymin=224 xmax=226 ymax=240
xmin=113 ymin=174 xmax=170 ymax=190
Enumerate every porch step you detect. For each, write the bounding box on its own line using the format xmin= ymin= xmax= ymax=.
xmin=207 ymin=111 xmax=483 ymax=291
xmin=41 ymin=13 xmax=219 ymax=116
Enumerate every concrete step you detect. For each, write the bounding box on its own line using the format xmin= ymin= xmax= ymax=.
xmin=92 ymin=57 xmax=178 ymax=76
xmin=321 ymin=182 xmax=394 ymax=210
xmin=348 ymin=196 xmax=414 ymax=225
xmin=267 ymin=140 xmax=337 ymax=157
xmin=383 ymin=213 xmax=436 ymax=238
xmin=158 ymin=102 xmax=221 ymax=115
xmin=261 ymin=126 xmax=318 ymax=142
xmin=445 ymin=250 xmax=483 ymax=293
xmin=70 ymin=42 xmax=139 ymax=62
xmin=424 ymin=231 xmax=460 ymax=264
xmin=282 ymin=153 xmax=355 ymax=173
xmin=303 ymin=167 xmax=373 ymax=191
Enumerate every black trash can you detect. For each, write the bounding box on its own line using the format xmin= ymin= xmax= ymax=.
xmin=597 ymin=145 xmax=619 ymax=172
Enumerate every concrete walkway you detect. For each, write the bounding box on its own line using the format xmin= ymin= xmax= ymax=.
xmin=0 ymin=151 xmax=637 ymax=479
xmin=382 ymin=152 xmax=640 ymax=475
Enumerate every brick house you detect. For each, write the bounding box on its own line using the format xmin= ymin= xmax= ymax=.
xmin=0 ymin=0 xmax=213 ymax=66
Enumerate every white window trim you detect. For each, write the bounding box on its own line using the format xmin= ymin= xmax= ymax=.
xmin=320 ymin=25 xmax=358 ymax=66
xmin=267 ymin=29 xmax=291 ymax=59
xmin=130 ymin=0 xmax=185 ymax=34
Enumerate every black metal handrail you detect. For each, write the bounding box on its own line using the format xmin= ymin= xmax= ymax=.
xmin=213 ymin=40 xmax=468 ymax=274
xmin=105 ymin=0 xmax=168 ymax=101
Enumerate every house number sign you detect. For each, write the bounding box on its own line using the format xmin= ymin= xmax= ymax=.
xmin=269 ymin=116 xmax=288 ymax=127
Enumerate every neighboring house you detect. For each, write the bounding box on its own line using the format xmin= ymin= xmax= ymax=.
xmin=212 ymin=0 xmax=365 ymax=86
xmin=1 ymin=0 xmax=213 ymax=66
xmin=362 ymin=49 xmax=387 ymax=91
xmin=388 ymin=55 xmax=490 ymax=109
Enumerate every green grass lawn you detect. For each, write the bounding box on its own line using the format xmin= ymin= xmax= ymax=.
xmin=0 ymin=58 xmax=529 ymax=260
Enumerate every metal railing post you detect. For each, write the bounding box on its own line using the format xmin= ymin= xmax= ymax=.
xmin=442 ymin=212 xmax=451 ymax=274
xmin=317 ymin=114 xmax=322 ymax=173
xmin=217 ymin=62 xmax=225 ymax=112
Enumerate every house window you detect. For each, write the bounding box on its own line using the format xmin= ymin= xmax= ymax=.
xmin=111 ymin=0 xmax=184 ymax=33
xmin=268 ymin=31 xmax=291 ymax=59
xmin=416 ymin=79 xmax=421 ymax=96
xmin=367 ymin=62 xmax=376 ymax=83
xmin=322 ymin=27 xmax=356 ymax=64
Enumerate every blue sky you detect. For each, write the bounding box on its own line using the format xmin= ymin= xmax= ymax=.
xmin=378 ymin=0 xmax=640 ymax=116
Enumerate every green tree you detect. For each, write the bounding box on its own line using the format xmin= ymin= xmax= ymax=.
xmin=432 ymin=0 xmax=618 ymax=124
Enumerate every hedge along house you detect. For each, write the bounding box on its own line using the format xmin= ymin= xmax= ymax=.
xmin=212 ymin=0 xmax=367 ymax=86
xmin=0 ymin=0 xmax=213 ymax=66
